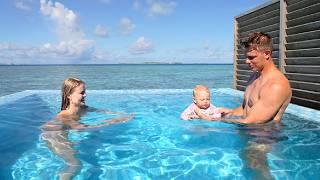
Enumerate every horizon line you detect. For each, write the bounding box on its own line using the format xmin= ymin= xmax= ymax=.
xmin=0 ymin=63 xmax=233 ymax=66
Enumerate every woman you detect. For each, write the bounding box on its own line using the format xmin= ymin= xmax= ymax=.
xmin=41 ymin=77 xmax=133 ymax=180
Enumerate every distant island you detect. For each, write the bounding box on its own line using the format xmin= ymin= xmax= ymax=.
xmin=120 ymin=62 xmax=183 ymax=64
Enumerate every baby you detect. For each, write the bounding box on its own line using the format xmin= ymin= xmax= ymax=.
xmin=180 ymin=85 xmax=222 ymax=120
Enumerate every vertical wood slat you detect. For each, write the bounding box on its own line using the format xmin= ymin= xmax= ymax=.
xmin=233 ymin=19 xmax=239 ymax=89
xmin=279 ymin=0 xmax=287 ymax=73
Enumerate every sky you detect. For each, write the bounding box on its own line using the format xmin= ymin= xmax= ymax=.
xmin=0 ymin=0 xmax=269 ymax=64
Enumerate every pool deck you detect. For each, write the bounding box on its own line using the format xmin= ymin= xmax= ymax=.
xmin=1 ymin=88 xmax=319 ymax=121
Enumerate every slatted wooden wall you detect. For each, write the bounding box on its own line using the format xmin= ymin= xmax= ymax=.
xmin=234 ymin=1 xmax=281 ymax=91
xmin=234 ymin=0 xmax=320 ymax=110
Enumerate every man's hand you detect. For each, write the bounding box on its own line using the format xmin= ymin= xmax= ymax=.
xmin=217 ymin=108 xmax=233 ymax=117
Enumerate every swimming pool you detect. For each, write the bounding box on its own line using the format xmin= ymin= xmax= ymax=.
xmin=1 ymin=88 xmax=320 ymax=179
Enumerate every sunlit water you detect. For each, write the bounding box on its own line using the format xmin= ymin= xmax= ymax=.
xmin=1 ymin=89 xmax=320 ymax=180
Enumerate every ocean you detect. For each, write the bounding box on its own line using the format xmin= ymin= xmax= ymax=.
xmin=0 ymin=64 xmax=233 ymax=97
xmin=2 ymin=64 xmax=320 ymax=179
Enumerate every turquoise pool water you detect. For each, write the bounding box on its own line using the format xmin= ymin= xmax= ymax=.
xmin=1 ymin=89 xmax=320 ymax=179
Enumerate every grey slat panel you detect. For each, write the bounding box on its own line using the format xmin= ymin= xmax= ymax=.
xmin=286 ymin=21 xmax=320 ymax=35
xmin=237 ymin=58 xmax=279 ymax=65
xmin=291 ymin=96 xmax=320 ymax=110
xmin=285 ymin=73 xmax=320 ymax=83
xmin=237 ymin=70 xmax=253 ymax=76
xmin=237 ymin=59 xmax=280 ymax=65
xmin=239 ymin=16 xmax=280 ymax=33
xmin=236 ymin=85 xmax=246 ymax=91
xmin=292 ymin=88 xmax=320 ymax=102
xmin=238 ymin=9 xmax=280 ymax=28
xmin=286 ymin=30 xmax=320 ymax=43
xmin=237 ymin=64 xmax=251 ymax=71
xmin=236 ymin=80 xmax=248 ymax=87
xmin=286 ymin=39 xmax=320 ymax=50
xmin=290 ymin=80 xmax=320 ymax=92
xmin=237 ymin=44 xmax=279 ymax=53
xmin=285 ymin=57 xmax=320 ymax=65
xmin=286 ymin=48 xmax=320 ymax=57
xmin=237 ymin=60 xmax=247 ymax=64
xmin=237 ymin=2 xmax=280 ymax=22
xmin=287 ymin=0 xmax=320 ymax=13
xmin=287 ymin=0 xmax=302 ymax=6
xmin=287 ymin=11 xmax=320 ymax=28
xmin=239 ymin=25 xmax=280 ymax=38
xmin=273 ymin=37 xmax=280 ymax=44
xmin=287 ymin=3 xmax=320 ymax=21
xmin=237 ymin=74 xmax=250 ymax=81
xmin=285 ymin=65 xmax=320 ymax=74
xmin=237 ymin=51 xmax=279 ymax=59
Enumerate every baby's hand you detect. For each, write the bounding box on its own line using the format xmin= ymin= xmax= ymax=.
xmin=189 ymin=114 xmax=200 ymax=119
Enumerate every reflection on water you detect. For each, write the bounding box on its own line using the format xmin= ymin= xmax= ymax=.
xmin=237 ymin=122 xmax=286 ymax=180
xmin=41 ymin=130 xmax=81 ymax=180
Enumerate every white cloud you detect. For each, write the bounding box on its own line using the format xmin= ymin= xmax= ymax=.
xmin=0 ymin=43 xmax=35 ymax=59
xmin=133 ymin=1 xmax=141 ymax=10
xmin=14 ymin=0 xmax=33 ymax=11
xmin=120 ymin=17 xmax=136 ymax=35
xmin=90 ymin=49 xmax=123 ymax=64
xmin=147 ymin=0 xmax=176 ymax=17
xmin=40 ymin=0 xmax=85 ymax=41
xmin=129 ymin=36 xmax=154 ymax=55
xmin=94 ymin=24 xmax=110 ymax=37
xmin=0 ymin=41 xmax=94 ymax=64
xmin=92 ymin=49 xmax=111 ymax=60
xmin=203 ymin=41 xmax=209 ymax=50
xmin=40 ymin=40 xmax=94 ymax=58
xmin=99 ymin=0 xmax=112 ymax=4
xmin=38 ymin=0 xmax=95 ymax=62
xmin=166 ymin=45 xmax=233 ymax=64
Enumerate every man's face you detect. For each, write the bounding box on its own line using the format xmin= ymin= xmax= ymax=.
xmin=245 ymin=49 xmax=266 ymax=72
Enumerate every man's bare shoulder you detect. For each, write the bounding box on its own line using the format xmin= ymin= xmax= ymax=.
xmin=270 ymin=70 xmax=290 ymax=88
xmin=264 ymin=70 xmax=291 ymax=97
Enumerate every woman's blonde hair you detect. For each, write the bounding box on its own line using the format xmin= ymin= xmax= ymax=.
xmin=61 ymin=77 xmax=84 ymax=110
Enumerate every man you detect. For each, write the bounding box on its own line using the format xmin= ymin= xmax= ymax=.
xmin=201 ymin=32 xmax=292 ymax=124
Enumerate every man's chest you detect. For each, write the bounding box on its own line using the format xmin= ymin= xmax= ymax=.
xmin=245 ymin=80 xmax=263 ymax=107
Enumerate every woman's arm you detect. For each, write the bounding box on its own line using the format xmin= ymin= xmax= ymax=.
xmin=72 ymin=114 xmax=135 ymax=130
xmin=86 ymin=106 xmax=126 ymax=115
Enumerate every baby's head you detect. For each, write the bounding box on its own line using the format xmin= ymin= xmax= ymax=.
xmin=193 ymin=85 xmax=211 ymax=109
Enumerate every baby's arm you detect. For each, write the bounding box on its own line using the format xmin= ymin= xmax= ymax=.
xmin=181 ymin=104 xmax=199 ymax=120
xmin=194 ymin=107 xmax=214 ymax=121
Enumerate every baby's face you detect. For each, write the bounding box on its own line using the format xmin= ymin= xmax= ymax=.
xmin=193 ymin=91 xmax=211 ymax=109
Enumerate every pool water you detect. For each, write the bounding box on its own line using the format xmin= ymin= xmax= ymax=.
xmin=1 ymin=89 xmax=320 ymax=179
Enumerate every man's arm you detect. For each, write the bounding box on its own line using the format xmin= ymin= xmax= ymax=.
xmin=219 ymin=100 xmax=245 ymax=117
xmin=219 ymin=83 xmax=289 ymax=124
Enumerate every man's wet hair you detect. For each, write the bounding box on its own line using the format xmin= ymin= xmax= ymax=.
xmin=240 ymin=32 xmax=273 ymax=52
